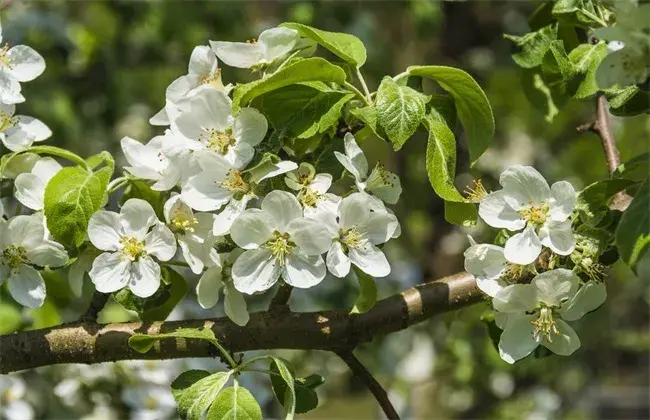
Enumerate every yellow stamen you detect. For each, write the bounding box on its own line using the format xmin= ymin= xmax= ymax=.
xmin=220 ymin=170 xmax=250 ymax=194
xmin=464 ymin=179 xmax=488 ymax=202
xmin=119 ymin=237 xmax=146 ymax=261
xmin=201 ymin=128 xmax=236 ymax=155
xmin=2 ymin=245 xmax=28 ymax=269
xmin=298 ymin=188 xmax=320 ymax=208
xmin=531 ymin=306 xmax=559 ymax=342
xmin=144 ymin=396 xmax=158 ymax=410
xmin=201 ymin=68 xmax=223 ymax=88
xmin=339 ymin=228 xmax=366 ymax=252
xmin=0 ymin=44 xmax=13 ymax=69
xmin=171 ymin=217 xmax=198 ymax=233
xmin=0 ymin=109 xmax=18 ymax=132
xmin=520 ymin=201 xmax=549 ymax=226
xmin=264 ymin=231 xmax=294 ymax=266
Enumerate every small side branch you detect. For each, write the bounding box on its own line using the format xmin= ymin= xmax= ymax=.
xmin=269 ymin=282 xmax=293 ymax=310
xmin=337 ymin=351 xmax=400 ymax=420
xmin=80 ymin=291 xmax=109 ymax=322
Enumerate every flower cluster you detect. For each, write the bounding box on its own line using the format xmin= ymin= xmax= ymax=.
xmin=83 ymin=28 xmax=402 ymax=325
xmin=465 ymin=165 xmax=606 ymax=363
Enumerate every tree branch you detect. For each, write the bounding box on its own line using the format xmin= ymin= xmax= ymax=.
xmin=0 ymin=271 xmax=479 ymax=374
xmin=338 ymin=350 xmax=400 ymax=420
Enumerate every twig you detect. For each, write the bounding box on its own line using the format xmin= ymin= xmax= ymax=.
xmin=80 ymin=291 xmax=109 ymax=321
xmin=337 ymin=350 xmax=400 ymax=420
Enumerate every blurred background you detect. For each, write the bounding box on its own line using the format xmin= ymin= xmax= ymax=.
xmin=1 ymin=1 xmax=648 ymax=419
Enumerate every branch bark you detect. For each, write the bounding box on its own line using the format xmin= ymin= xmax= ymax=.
xmin=0 ymin=271 xmax=479 ymax=374
xmin=338 ymin=351 xmax=400 ymax=420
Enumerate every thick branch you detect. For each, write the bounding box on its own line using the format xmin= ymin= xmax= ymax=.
xmin=0 ymin=272 xmax=479 ymax=374
xmin=338 ymin=351 xmax=400 ymax=419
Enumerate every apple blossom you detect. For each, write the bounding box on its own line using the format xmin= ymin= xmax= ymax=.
xmin=14 ymin=157 xmax=62 ymax=211
xmin=0 ymin=102 xmax=51 ymax=152
xmin=478 ymin=165 xmax=576 ymax=265
xmin=0 ymin=214 xmax=68 ymax=308
xmin=0 ymin=376 xmax=34 ymax=420
xmin=285 ymin=163 xmax=341 ymax=217
xmin=210 ymin=27 xmax=300 ymax=69
xmin=463 ymin=237 xmax=525 ymax=297
xmin=121 ymin=133 xmax=187 ymax=191
xmin=335 ymin=133 xmax=402 ymax=204
xmin=87 ymin=199 xmax=177 ymax=298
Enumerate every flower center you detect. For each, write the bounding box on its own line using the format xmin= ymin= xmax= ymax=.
xmin=264 ymin=231 xmax=295 ymax=266
xmin=171 ymin=217 xmax=198 ymax=233
xmin=298 ymin=188 xmax=320 ymax=208
xmin=202 ymin=128 xmax=235 ymax=155
xmin=531 ymin=306 xmax=559 ymax=342
xmin=0 ymin=109 xmax=18 ymax=132
xmin=0 ymin=44 xmax=13 ymax=69
xmin=1 ymin=388 xmax=16 ymax=404
xmin=144 ymin=396 xmax=158 ymax=410
xmin=2 ymin=245 xmax=28 ymax=269
xmin=464 ymin=179 xmax=488 ymax=202
xmin=220 ymin=170 xmax=250 ymax=194
xmin=119 ymin=236 xmax=146 ymax=261
xmin=201 ymin=68 xmax=223 ymax=88
xmin=340 ymin=228 xmax=366 ymax=252
xmin=520 ymin=201 xmax=549 ymax=226
xmin=366 ymin=163 xmax=392 ymax=189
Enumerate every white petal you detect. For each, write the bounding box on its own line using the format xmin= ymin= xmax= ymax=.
xmin=283 ymin=252 xmax=326 ymax=288
xmin=366 ymin=165 xmax=402 ymax=205
xmin=89 ymin=252 xmax=130 ymax=293
xmin=478 ymin=191 xmax=526 ymax=231
xmin=88 ymin=211 xmax=124 ymax=251
xmin=7 ymin=265 xmax=46 ymax=308
xmin=326 ymin=242 xmax=351 ymax=278
xmin=144 ymin=223 xmax=177 ymax=261
xmin=539 ymin=220 xmax=575 ymax=256
xmin=181 ymin=173 xmax=232 ymax=212
xmin=163 ymin=194 xmax=191 ymax=225
xmin=6 ymin=45 xmax=45 ymax=82
xmin=4 ymin=400 xmax=34 ymax=420
xmin=196 ymin=266 xmax=223 ymax=309
xmin=360 ymin=211 xmax=399 ymax=245
xmin=120 ymin=199 xmax=157 ymax=239
xmin=252 ymin=160 xmax=299 ymax=183
xmin=286 ymin=217 xmax=331 ymax=255
xmin=14 ymin=173 xmax=46 ymax=210
xmin=232 ymin=248 xmax=282 ymax=294
xmin=0 ymin=72 xmax=24 ymax=104
xmin=223 ymin=142 xmax=255 ymax=170
xmin=230 ymin=209 xmax=274 ymax=250
xmin=224 ymin=285 xmax=249 ymax=326
xmin=261 ymin=190 xmax=302 ymax=231
xmin=129 ymin=256 xmax=161 ymax=298
xmin=15 ymin=116 xmax=51 ymax=142
xmin=463 ymin=244 xmax=508 ymax=297
xmin=258 ymin=27 xmax=299 ymax=62
xmin=548 ymin=181 xmax=576 ymax=222
xmin=532 ymin=268 xmax=580 ymax=308
xmin=26 ymin=240 xmax=68 ymax=267
xmin=349 ymin=243 xmax=391 ymax=277
xmin=560 ymin=281 xmax=607 ymax=321
xmin=499 ymin=165 xmax=551 ymax=209
xmin=209 ymin=40 xmax=265 ymax=69
xmin=213 ymin=196 xmax=249 ymax=236
xmin=150 ymin=107 xmax=170 ymax=126
xmin=310 ymin=173 xmax=332 ymax=194
xmin=504 ymin=227 xmax=542 ymax=265
xmin=234 ymin=107 xmax=267 ymax=147
xmin=121 ymin=137 xmax=163 ymax=180
xmin=188 ymin=45 xmax=218 ymax=77
xmin=8 ymin=215 xmax=44 ymax=249
xmin=541 ymin=319 xmax=581 ymax=356
xmin=174 ymin=88 xmax=231 ymax=140
xmin=1 ymin=126 xmax=32 ymax=151
xmin=339 ymin=192 xmax=371 ymax=230
xmin=493 ymin=284 xmax=537 ymax=313
xmin=178 ymin=237 xmax=205 ymax=275
xmin=498 ymin=314 xmax=538 ymax=364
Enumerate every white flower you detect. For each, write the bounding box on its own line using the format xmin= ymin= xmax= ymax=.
xmin=151 ymin=45 xmax=232 ymax=126
xmin=163 ymin=194 xmax=216 ymax=274
xmin=0 ymin=376 xmax=34 ymax=420
xmin=0 ymin=19 xmax=46 ymax=104
xmin=285 ymin=163 xmax=341 ymax=217
xmin=121 ymin=133 xmax=186 ymax=191
xmin=14 ymin=157 xmax=62 ymax=211
xmin=494 ymin=268 xmax=606 ymax=364
xmin=87 ymin=199 xmax=177 ymax=298
xmin=0 ymin=102 xmax=51 ymax=152
xmin=230 ymin=190 xmax=330 ymax=294
xmin=171 ymin=87 xmax=268 ymax=169
xmin=121 ymin=384 xmax=177 ymax=420
xmin=335 ymin=133 xmax=402 ymax=205
xmin=464 ymin=238 xmax=515 ymax=297
xmin=0 ymin=214 xmax=68 ymax=308
xmin=210 ymin=27 xmax=300 ymax=69
xmin=478 ymin=165 xmax=576 ymax=265
xmin=317 ymin=192 xmax=399 ymax=278
xmin=196 ymin=246 xmax=249 ymax=326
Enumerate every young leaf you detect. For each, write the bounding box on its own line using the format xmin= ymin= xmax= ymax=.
xmin=375 ymin=76 xmax=429 ymax=150
xmin=408 ymin=65 xmax=495 ymax=165
xmin=233 ymin=58 xmax=347 ymax=107
xmin=568 ymin=42 xmax=607 ymax=98
xmin=85 ymin=151 xmax=115 ymax=172
xmin=269 ymin=358 xmax=296 ymax=420
xmin=43 ymin=166 xmax=111 ymax=248
xmin=350 ymin=106 xmax=386 ymax=141
xmin=552 ymin=0 xmax=612 ymax=27
xmin=269 ymin=360 xmax=322 ymax=414
xmin=207 ymin=384 xmax=262 ymax=420
xmin=422 ymin=112 xmax=464 ymax=202
xmin=171 ymin=370 xmax=232 ymax=420
xmin=522 ymin=70 xmax=561 ymax=122
xmin=614 ymin=153 xmax=650 ymax=183
xmin=350 ymin=269 xmax=377 ymax=314
xmin=616 ymin=178 xmax=649 ymax=271
xmin=444 ymin=201 xmax=478 ymax=227
xmin=128 ymin=327 xmax=218 ymax=354
xmin=504 ymin=25 xmax=557 ymax=69
xmin=251 ymin=82 xmax=354 ymax=139
xmin=576 ymin=178 xmax=638 ymax=226
xmin=281 ymin=22 xmax=367 ymax=67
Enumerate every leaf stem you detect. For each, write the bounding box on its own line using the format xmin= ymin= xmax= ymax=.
xmin=161 ymin=260 xmax=191 ymax=268
xmin=107 ymin=176 xmax=129 ymax=194
xmin=344 ymin=81 xmax=372 ymax=106
xmin=356 ymin=68 xmax=373 ymax=104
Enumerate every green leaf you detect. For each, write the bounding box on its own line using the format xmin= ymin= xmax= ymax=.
xmin=607 ymin=85 xmax=650 ymax=117
xmin=444 ymin=200 xmax=478 ymax=227
xmin=85 ymin=151 xmax=115 ymax=172
xmin=43 ymin=166 xmax=111 ymax=248
xmin=614 ymin=153 xmax=650 ymax=183
xmin=408 ymin=65 xmax=495 ymax=165
xmin=616 ymin=178 xmax=650 ymax=270
xmin=207 ymin=384 xmax=262 ymax=420
xmin=270 ymin=361 xmax=322 ymax=415
xmin=128 ymin=327 xmax=218 ymax=354
xmin=269 ymin=358 xmax=296 ymax=420
xmin=251 ymin=82 xmax=353 ymax=139
xmin=576 ymin=178 xmax=638 ymax=226
xmin=171 ymin=370 xmax=232 ymax=420
xmin=504 ymin=25 xmax=557 ymax=68
xmin=375 ymin=76 xmax=429 ymax=150
xmin=423 ymin=112 xmax=464 ymax=202
xmin=552 ymin=0 xmax=612 ymax=27
xmin=575 ymin=225 xmax=611 ymax=256
xmin=350 ymin=106 xmax=386 ymax=141
xmin=233 ymin=58 xmax=347 ymax=107
xmin=281 ymin=22 xmax=367 ymax=67
xmin=350 ymin=268 xmax=377 ymax=314
xmin=568 ymin=42 xmax=607 ymax=98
